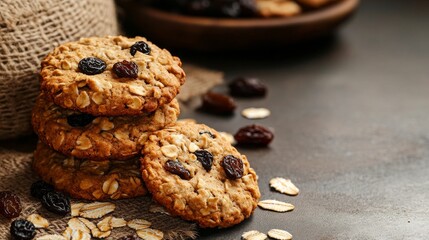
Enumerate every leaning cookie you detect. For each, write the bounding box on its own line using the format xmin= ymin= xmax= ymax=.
xmin=33 ymin=141 xmax=147 ymax=200
xmin=40 ymin=36 xmax=185 ymax=116
xmin=32 ymin=94 xmax=179 ymax=160
xmin=140 ymin=122 xmax=260 ymax=228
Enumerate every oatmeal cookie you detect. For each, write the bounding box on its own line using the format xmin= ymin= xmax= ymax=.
xmin=33 ymin=142 xmax=147 ymax=200
xmin=140 ymin=122 xmax=260 ymax=228
xmin=40 ymin=36 xmax=185 ymax=116
xmin=32 ymin=94 xmax=179 ymax=160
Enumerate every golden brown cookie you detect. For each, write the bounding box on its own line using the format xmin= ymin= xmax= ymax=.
xmin=32 ymin=94 xmax=179 ymax=160
xmin=40 ymin=36 xmax=185 ymax=116
xmin=140 ymin=122 xmax=260 ymax=228
xmin=33 ymin=141 xmax=147 ymax=200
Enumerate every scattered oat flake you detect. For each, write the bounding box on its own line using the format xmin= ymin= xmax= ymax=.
xmin=241 ymin=107 xmax=271 ymax=119
xmin=27 ymin=213 xmax=49 ymax=228
xmin=79 ymin=202 xmax=115 ymax=219
xmin=219 ymin=131 xmax=236 ymax=145
xmin=136 ymin=228 xmax=164 ymax=240
xmin=111 ymin=217 xmax=127 ymax=228
xmin=67 ymin=218 xmax=90 ymax=233
xmin=127 ymin=218 xmax=152 ymax=230
xmin=258 ymin=200 xmax=295 ymax=212
xmin=71 ymin=203 xmax=85 ymax=217
xmin=92 ymin=228 xmax=111 ymax=238
xmin=149 ymin=203 xmax=170 ymax=215
xmin=241 ymin=230 xmax=267 ymax=240
xmin=97 ymin=216 xmax=113 ymax=232
xmin=63 ymin=228 xmax=91 ymax=240
xmin=36 ymin=235 xmax=66 ymax=240
xmin=268 ymin=229 xmax=293 ymax=240
xmin=270 ymin=177 xmax=299 ymax=196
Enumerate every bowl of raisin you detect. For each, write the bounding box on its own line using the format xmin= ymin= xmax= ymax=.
xmin=118 ymin=0 xmax=359 ymax=51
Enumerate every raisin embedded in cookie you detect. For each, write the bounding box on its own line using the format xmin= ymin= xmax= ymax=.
xmin=32 ymin=94 xmax=180 ymax=160
xmin=140 ymin=122 xmax=260 ymax=228
xmin=33 ymin=141 xmax=147 ymax=201
xmin=40 ymin=36 xmax=185 ymax=116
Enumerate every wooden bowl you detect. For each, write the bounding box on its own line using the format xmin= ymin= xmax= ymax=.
xmin=120 ymin=0 xmax=359 ymax=51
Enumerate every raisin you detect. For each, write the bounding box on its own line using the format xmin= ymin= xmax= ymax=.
xmin=229 ymin=77 xmax=267 ymax=97
xmin=201 ymin=92 xmax=236 ymax=115
xmin=30 ymin=181 xmax=55 ymax=200
xmin=118 ymin=235 xmax=140 ymax=240
xmin=130 ymin=41 xmax=151 ymax=56
xmin=10 ymin=219 xmax=36 ymax=240
xmin=113 ymin=60 xmax=139 ymax=78
xmin=78 ymin=57 xmax=106 ymax=75
xmin=66 ymin=114 xmax=95 ymax=127
xmin=199 ymin=130 xmax=215 ymax=138
xmin=0 ymin=191 xmax=22 ymax=219
xmin=222 ymin=155 xmax=244 ymax=180
xmin=41 ymin=192 xmax=70 ymax=216
xmin=194 ymin=150 xmax=213 ymax=171
xmin=164 ymin=160 xmax=192 ymax=180
xmin=234 ymin=124 xmax=274 ymax=147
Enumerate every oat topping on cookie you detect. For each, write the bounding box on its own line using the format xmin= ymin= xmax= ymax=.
xmin=40 ymin=36 xmax=185 ymax=115
xmin=140 ymin=122 xmax=260 ymax=228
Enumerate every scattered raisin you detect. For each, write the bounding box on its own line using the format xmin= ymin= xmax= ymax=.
xmin=66 ymin=114 xmax=95 ymax=127
xmin=234 ymin=124 xmax=274 ymax=147
xmin=113 ymin=60 xmax=139 ymax=78
xmin=78 ymin=57 xmax=106 ymax=75
xmin=118 ymin=235 xmax=140 ymax=240
xmin=41 ymin=192 xmax=70 ymax=216
xmin=30 ymin=181 xmax=55 ymax=200
xmin=0 ymin=191 xmax=22 ymax=219
xmin=222 ymin=155 xmax=244 ymax=180
xmin=199 ymin=130 xmax=215 ymax=138
xmin=130 ymin=41 xmax=151 ymax=56
xmin=164 ymin=160 xmax=192 ymax=180
xmin=201 ymin=92 xmax=236 ymax=115
xmin=10 ymin=219 xmax=36 ymax=240
xmin=194 ymin=150 xmax=213 ymax=171
xmin=229 ymin=77 xmax=267 ymax=97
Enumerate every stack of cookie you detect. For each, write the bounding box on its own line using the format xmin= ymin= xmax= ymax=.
xmin=32 ymin=36 xmax=184 ymax=200
xmin=32 ymin=36 xmax=260 ymax=228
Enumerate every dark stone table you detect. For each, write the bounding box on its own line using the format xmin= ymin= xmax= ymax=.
xmin=2 ymin=0 xmax=428 ymax=239
xmin=178 ymin=0 xmax=429 ymax=239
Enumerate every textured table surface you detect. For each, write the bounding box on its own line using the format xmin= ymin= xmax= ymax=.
xmin=2 ymin=0 xmax=429 ymax=239
xmin=179 ymin=0 xmax=429 ymax=239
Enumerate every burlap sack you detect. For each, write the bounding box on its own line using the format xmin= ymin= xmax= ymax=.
xmin=0 ymin=0 xmax=119 ymax=140
xmin=0 ymin=148 xmax=197 ymax=239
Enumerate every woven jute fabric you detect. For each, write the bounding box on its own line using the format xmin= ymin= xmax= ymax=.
xmin=0 ymin=148 xmax=198 ymax=239
xmin=0 ymin=0 xmax=119 ymax=140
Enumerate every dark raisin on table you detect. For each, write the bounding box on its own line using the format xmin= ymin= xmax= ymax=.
xmin=113 ymin=60 xmax=139 ymax=79
xmin=234 ymin=124 xmax=274 ymax=147
xmin=0 ymin=191 xmax=22 ymax=219
xmin=200 ymin=92 xmax=236 ymax=115
xmin=10 ymin=219 xmax=36 ymax=240
xmin=41 ymin=192 xmax=71 ymax=216
xmin=222 ymin=155 xmax=244 ymax=179
xmin=30 ymin=180 xmax=55 ymax=200
xmin=66 ymin=114 xmax=95 ymax=127
xmin=194 ymin=150 xmax=214 ymax=171
xmin=229 ymin=77 xmax=267 ymax=97
xmin=164 ymin=160 xmax=192 ymax=180
xmin=130 ymin=41 xmax=151 ymax=56
xmin=78 ymin=57 xmax=106 ymax=75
